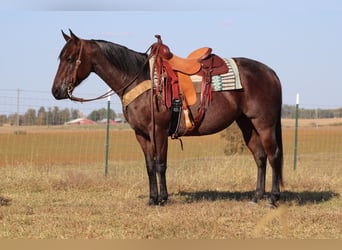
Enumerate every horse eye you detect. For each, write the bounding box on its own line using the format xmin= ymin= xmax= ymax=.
xmin=66 ymin=56 xmax=74 ymax=63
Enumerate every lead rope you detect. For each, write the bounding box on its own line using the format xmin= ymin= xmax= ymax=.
xmin=150 ymin=46 xmax=159 ymax=161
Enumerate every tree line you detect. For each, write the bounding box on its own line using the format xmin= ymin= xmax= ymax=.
xmin=0 ymin=106 xmax=118 ymax=126
xmin=0 ymin=105 xmax=341 ymax=126
xmin=282 ymin=104 xmax=342 ymax=119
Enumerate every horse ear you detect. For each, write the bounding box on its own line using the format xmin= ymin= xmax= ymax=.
xmin=69 ymin=29 xmax=80 ymax=41
xmin=62 ymin=30 xmax=70 ymax=42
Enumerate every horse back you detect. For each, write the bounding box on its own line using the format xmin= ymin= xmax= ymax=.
xmin=233 ymin=57 xmax=282 ymax=114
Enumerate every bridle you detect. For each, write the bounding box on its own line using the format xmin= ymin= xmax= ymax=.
xmin=65 ymin=40 xmax=114 ymax=102
xmin=66 ymin=39 xmax=153 ymax=103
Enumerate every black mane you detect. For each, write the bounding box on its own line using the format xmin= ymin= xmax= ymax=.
xmin=93 ymin=40 xmax=148 ymax=76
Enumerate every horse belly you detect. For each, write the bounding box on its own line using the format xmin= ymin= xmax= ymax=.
xmin=180 ymin=92 xmax=240 ymax=136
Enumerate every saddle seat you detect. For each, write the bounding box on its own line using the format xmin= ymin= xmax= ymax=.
xmin=167 ymin=47 xmax=212 ymax=75
xmin=174 ymin=47 xmax=228 ymax=106
xmin=188 ymin=47 xmax=212 ymax=60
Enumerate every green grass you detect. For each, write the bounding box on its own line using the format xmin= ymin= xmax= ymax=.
xmin=0 ymin=123 xmax=341 ymax=239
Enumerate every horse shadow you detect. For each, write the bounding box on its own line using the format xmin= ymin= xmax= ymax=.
xmin=176 ymin=190 xmax=340 ymax=206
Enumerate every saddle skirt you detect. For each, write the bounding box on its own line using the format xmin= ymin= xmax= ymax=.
xmin=190 ymin=58 xmax=242 ymax=93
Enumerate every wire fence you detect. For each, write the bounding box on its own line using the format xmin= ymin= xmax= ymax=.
xmin=0 ymin=89 xmax=341 ymax=173
xmin=0 ymin=88 xmax=123 ymax=123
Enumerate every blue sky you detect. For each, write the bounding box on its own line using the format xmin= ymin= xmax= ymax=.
xmin=0 ymin=0 xmax=341 ymax=115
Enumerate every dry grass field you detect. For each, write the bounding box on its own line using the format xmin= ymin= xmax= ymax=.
xmin=0 ymin=120 xmax=341 ymax=239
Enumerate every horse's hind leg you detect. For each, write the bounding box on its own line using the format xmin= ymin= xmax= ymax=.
xmin=258 ymin=126 xmax=283 ymax=207
xmin=253 ymin=119 xmax=283 ymax=207
xmin=236 ymin=116 xmax=267 ymax=203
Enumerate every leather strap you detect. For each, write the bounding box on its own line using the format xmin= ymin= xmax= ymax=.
xmin=122 ymin=80 xmax=152 ymax=108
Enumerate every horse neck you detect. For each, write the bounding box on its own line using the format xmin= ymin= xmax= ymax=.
xmin=89 ymin=41 xmax=149 ymax=97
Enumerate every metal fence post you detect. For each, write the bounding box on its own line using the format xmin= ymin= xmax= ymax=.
xmin=105 ymin=92 xmax=111 ymax=176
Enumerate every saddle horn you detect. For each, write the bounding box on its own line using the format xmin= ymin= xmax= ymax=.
xmin=152 ymin=34 xmax=173 ymax=60
xmin=155 ymin=34 xmax=162 ymax=43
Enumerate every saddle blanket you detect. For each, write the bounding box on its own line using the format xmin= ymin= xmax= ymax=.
xmin=191 ymin=58 xmax=243 ymax=92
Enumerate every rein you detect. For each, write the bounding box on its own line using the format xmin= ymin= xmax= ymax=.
xmin=67 ymin=40 xmax=153 ymax=103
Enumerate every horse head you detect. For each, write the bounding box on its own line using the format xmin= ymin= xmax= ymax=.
xmin=52 ymin=30 xmax=92 ymax=100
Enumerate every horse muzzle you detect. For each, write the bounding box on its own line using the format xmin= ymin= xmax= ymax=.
xmin=52 ymin=82 xmax=70 ymax=100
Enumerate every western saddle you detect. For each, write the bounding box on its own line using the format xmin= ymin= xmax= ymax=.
xmin=150 ymin=35 xmax=228 ymax=138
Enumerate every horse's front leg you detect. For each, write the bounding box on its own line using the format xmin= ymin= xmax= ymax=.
xmin=146 ymin=155 xmax=159 ymax=205
xmin=155 ymin=134 xmax=169 ymax=205
xmin=135 ymin=133 xmax=159 ymax=205
xmin=156 ymin=159 xmax=168 ymax=205
xmin=137 ymin=131 xmax=169 ymax=206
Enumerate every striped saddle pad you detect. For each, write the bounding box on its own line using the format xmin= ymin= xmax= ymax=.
xmin=191 ymin=58 xmax=243 ymax=92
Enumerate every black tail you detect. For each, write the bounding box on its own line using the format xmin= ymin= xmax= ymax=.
xmin=276 ymin=108 xmax=284 ymax=187
xmin=273 ymin=70 xmax=284 ymax=187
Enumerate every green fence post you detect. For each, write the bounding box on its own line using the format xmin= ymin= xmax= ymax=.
xmin=105 ymin=93 xmax=111 ymax=176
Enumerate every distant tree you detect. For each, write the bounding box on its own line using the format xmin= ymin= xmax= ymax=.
xmin=36 ymin=107 xmax=46 ymax=126
xmin=59 ymin=108 xmax=71 ymax=124
xmin=282 ymin=104 xmax=296 ymax=118
xmin=51 ymin=106 xmax=60 ymax=125
xmin=0 ymin=114 xmax=7 ymax=125
xmin=7 ymin=114 xmax=16 ymax=126
xmin=71 ymin=109 xmax=80 ymax=119
xmin=109 ymin=109 xmax=117 ymax=120
xmin=46 ymin=107 xmax=53 ymax=125
xmin=88 ymin=108 xmax=116 ymax=121
xmin=281 ymin=105 xmax=342 ymax=119
xmin=334 ymin=108 xmax=342 ymax=118
xmin=23 ymin=108 xmax=36 ymax=125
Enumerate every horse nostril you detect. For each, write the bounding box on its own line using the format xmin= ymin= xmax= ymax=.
xmin=52 ymin=86 xmax=66 ymax=99
xmin=52 ymin=87 xmax=59 ymax=98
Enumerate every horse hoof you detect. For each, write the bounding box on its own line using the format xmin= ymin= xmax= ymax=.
xmin=266 ymin=202 xmax=278 ymax=209
xmin=158 ymin=199 xmax=168 ymax=206
xmin=248 ymin=201 xmax=259 ymax=206
xmin=148 ymin=198 xmax=158 ymax=206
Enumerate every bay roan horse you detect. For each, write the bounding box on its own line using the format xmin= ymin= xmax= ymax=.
xmin=52 ymin=30 xmax=283 ymax=207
